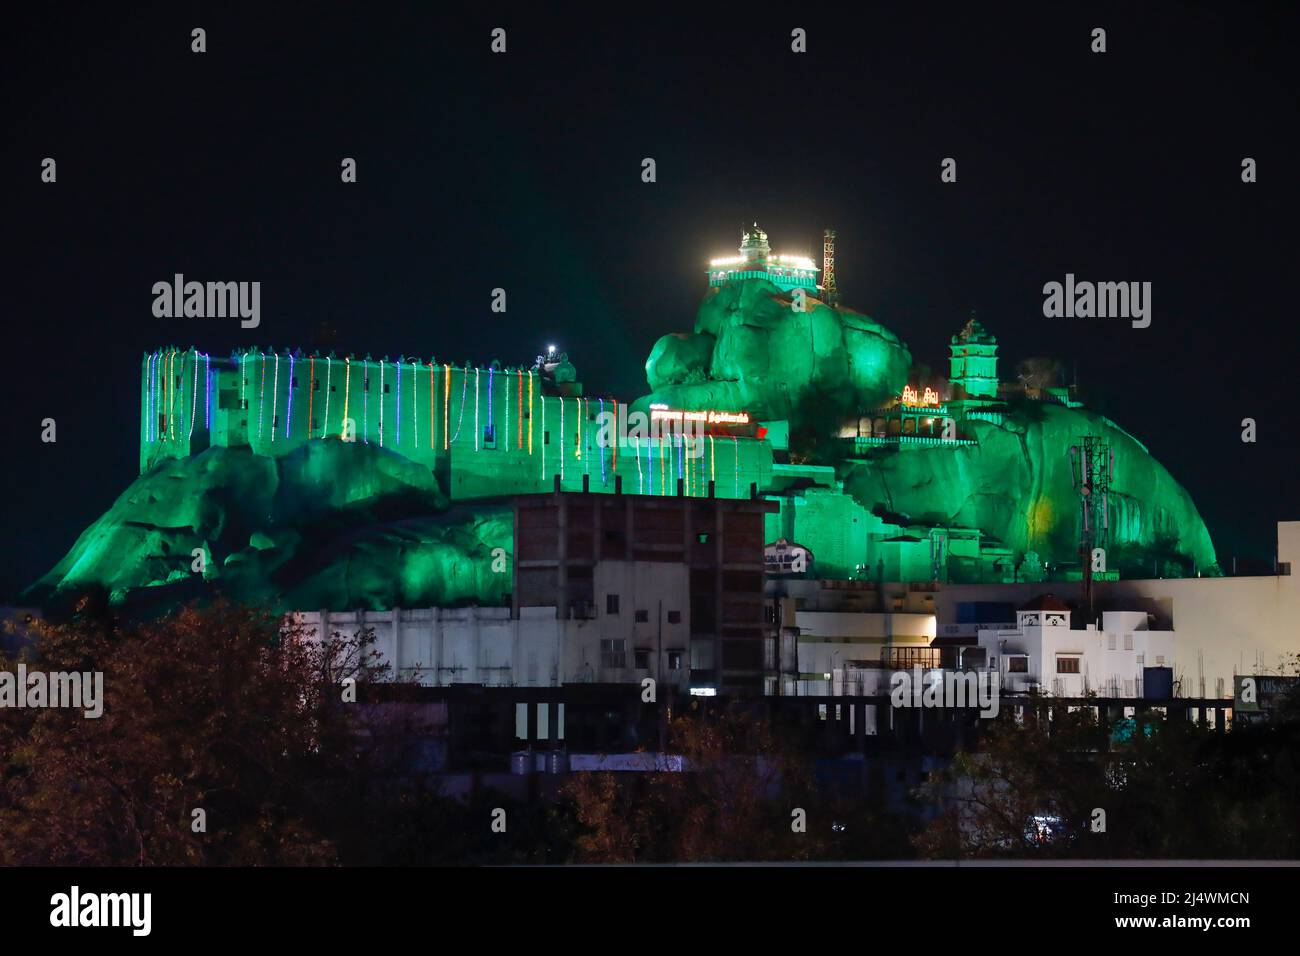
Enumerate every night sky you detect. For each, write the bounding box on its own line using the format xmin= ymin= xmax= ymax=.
xmin=3 ymin=3 xmax=1296 ymax=599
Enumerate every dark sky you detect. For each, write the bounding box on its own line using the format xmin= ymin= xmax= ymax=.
xmin=3 ymin=2 xmax=1296 ymax=599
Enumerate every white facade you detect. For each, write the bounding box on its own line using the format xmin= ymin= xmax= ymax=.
xmin=975 ymin=608 xmax=1175 ymax=697
xmin=293 ymin=561 xmax=694 ymax=689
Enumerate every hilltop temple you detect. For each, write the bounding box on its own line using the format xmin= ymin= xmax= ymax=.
xmin=29 ymin=226 xmax=1218 ymax=613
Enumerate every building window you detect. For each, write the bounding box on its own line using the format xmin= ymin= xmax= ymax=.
xmin=667 ymin=610 xmax=681 ymax=625
xmin=1124 ymin=633 xmax=1134 ymax=651
xmin=330 ymin=383 xmax=337 ymax=392
xmin=606 ymin=593 xmax=620 ymax=615
xmin=544 ymin=430 xmax=550 ymax=445
xmin=1056 ymin=656 xmax=1080 ymax=674
xmin=313 ymin=379 xmax=321 ymax=391
xmin=483 ymin=425 xmax=496 ymax=447
xmin=600 ymin=639 xmax=625 ymax=669
xmin=383 ymin=382 xmax=391 ymax=394
xmin=272 ymin=415 xmax=279 ymax=428
xmin=667 ymin=651 xmax=683 ymax=670
xmin=635 ymin=609 xmax=648 ymax=623
xmin=291 ymin=376 xmax=298 ymax=388
xmin=364 ymin=377 xmax=370 ymax=392
xmin=1007 ymin=657 xmax=1029 ymax=673
xmin=634 ymin=649 xmax=650 ymax=670
xmin=311 ymin=418 xmax=318 ymax=430
xmin=1155 ymin=655 xmax=1165 ymax=666
xmin=1107 ymin=633 xmax=1116 ymax=651
xmin=1136 ymin=654 xmax=1145 ymax=666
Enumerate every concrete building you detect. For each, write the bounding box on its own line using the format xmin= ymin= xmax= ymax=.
xmin=936 ymin=521 xmax=1300 ymax=699
xmin=295 ymin=487 xmax=777 ymax=696
xmin=970 ymin=595 xmax=1175 ymax=697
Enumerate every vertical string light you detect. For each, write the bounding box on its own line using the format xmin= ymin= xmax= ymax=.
xmin=559 ymin=397 xmax=565 ymax=481
xmin=429 ymin=362 xmax=436 ymax=451
xmin=527 ymin=371 xmax=534 ymax=454
xmin=396 ymin=359 xmax=403 ymax=446
xmin=710 ymin=435 xmax=716 ymax=485
xmin=451 ymin=365 xmax=468 ymax=443
xmin=473 ymin=367 xmax=480 ymax=450
xmin=188 ymin=349 xmax=199 ymax=440
xmin=611 ymin=401 xmax=618 ymax=472
xmin=733 ymin=436 xmax=740 ymax=497
xmin=443 ymin=364 xmax=452 ymax=449
xmin=575 ymin=397 xmax=582 ymax=460
xmin=636 ymin=435 xmax=644 ymax=493
xmin=363 ymin=360 xmax=370 ymax=444
xmin=517 ymin=371 xmax=523 ymax=449
xmin=659 ymin=436 xmax=665 ymax=496
xmin=165 ymin=350 xmax=174 ymax=440
xmin=539 ymin=393 xmax=546 ymax=479
xmin=598 ymin=398 xmax=607 ymax=485
xmin=239 ymin=350 xmax=246 ymax=410
xmin=487 ymin=366 xmax=495 ymax=443
xmin=409 ymin=359 xmax=416 ymax=449
xmin=205 ymin=352 xmax=212 ymax=430
xmin=340 ymin=357 xmax=351 ymax=440
xmin=378 ymin=360 xmax=385 ymax=447
xmin=285 ymin=353 xmax=295 ymax=439
xmin=257 ymin=351 xmax=267 ymax=441
xmin=323 ymin=357 xmax=333 ymax=438
xmin=145 ymin=352 xmax=154 ymax=442
xmin=270 ymin=352 xmax=280 ymax=443
xmin=307 ymin=357 xmax=315 ymax=436
xmin=503 ymin=370 xmax=510 ymax=452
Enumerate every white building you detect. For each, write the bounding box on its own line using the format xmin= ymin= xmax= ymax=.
xmin=292 ymin=560 xmax=694 ymax=691
xmin=938 ymin=521 xmax=1300 ymax=699
xmin=972 ymin=595 xmax=1175 ymax=697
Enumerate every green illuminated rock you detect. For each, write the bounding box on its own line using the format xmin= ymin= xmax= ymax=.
xmin=840 ymin=403 xmax=1218 ymax=576
xmin=641 ymin=279 xmax=912 ymax=428
xmin=26 ymin=441 xmax=511 ymax=612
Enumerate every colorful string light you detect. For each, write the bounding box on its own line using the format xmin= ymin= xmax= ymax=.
xmin=517 ymin=371 xmax=523 ymax=449
xmin=188 ymin=349 xmax=198 ymax=440
xmin=733 ymin=436 xmax=740 ymax=497
xmin=598 ymin=398 xmax=607 ymax=484
xmin=451 ymin=365 xmax=468 ymax=443
xmin=284 ymin=353 xmax=295 ymax=438
xmin=323 ymin=357 xmax=333 ymax=438
xmin=503 ymin=369 xmax=509 ymax=451
xmin=205 ymin=352 xmax=212 ymax=430
xmin=270 ymin=352 xmax=280 ymax=443
xmin=257 ymin=351 xmax=267 ymax=441
xmin=340 ymin=358 xmax=351 ymax=440
xmin=539 ymin=393 xmax=546 ymax=479
xmin=527 ymin=371 xmax=534 ymax=454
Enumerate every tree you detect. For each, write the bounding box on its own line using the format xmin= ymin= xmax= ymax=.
xmin=0 ymin=598 xmax=387 ymax=865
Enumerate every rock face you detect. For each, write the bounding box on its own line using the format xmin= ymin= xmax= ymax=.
xmin=26 ymin=441 xmax=511 ymax=612
xmin=840 ymin=403 xmax=1218 ymax=575
xmin=640 ymin=279 xmax=912 ymax=430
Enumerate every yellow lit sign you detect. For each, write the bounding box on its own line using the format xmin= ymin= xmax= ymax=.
xmin=649 ymin=404 xmax=751 ymax=426
xmin=900 ymin=386 xmax=941 ymax=406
